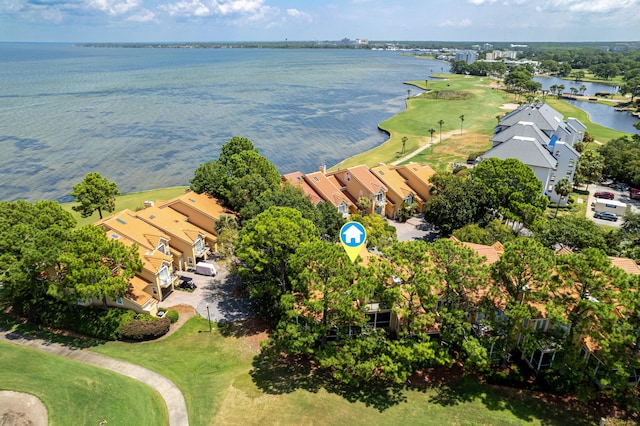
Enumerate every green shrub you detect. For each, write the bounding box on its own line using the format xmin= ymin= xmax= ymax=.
xmin=121 ymin=316 xmax=170 ymax=341
xmin=165 ymin=310 xmax=179 ymax=324
xmin=34 ymin=298 xmax=135 ymax=340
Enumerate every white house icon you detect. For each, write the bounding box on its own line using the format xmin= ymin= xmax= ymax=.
xmin=342 ymin=224 xmax=364 ymax=245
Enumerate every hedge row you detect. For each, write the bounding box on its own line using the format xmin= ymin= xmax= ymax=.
xmin=21 ymin=296 xmax=169 ymax=341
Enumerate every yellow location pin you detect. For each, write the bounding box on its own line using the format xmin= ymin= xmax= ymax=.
xmin=340 ymin=221 xmax=367 ymax=263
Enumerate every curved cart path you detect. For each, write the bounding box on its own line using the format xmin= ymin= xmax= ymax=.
xmin=0 ymin=329 xmax=188 ymax=426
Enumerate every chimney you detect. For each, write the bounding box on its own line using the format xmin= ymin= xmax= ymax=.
xmin=319 ymin=164 xmax=327 ymax=174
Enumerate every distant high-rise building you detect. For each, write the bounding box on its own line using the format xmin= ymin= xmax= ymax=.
xmin=455 ymin=50 xmax=478 ymax=64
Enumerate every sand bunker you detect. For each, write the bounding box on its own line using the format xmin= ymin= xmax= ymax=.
xmin=0 ymin=391 xmax=47 ymax=426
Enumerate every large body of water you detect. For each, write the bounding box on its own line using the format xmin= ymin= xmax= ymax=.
xmin=534 ymin=76 xmax=640 ymax=134
xmin=0 ymin=44 xmax=447 ymax=202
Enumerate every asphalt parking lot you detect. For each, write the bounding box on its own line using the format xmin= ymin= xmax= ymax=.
xmin=158 ymin=260 xmax=253 ymax=322
xmin=585 ymin=183 xmax=639 ymax=228
xmin=389 ymin=216 xmax=440 ymax=242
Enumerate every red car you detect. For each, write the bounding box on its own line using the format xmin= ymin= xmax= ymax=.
xmin=594 ymin=191 xmax=614 ymax=199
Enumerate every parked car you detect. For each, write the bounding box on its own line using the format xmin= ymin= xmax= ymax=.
xmin=178 ymin=276 xmax=197 ymax=290
xmin=612 ymin=183 xmax=629 ymax=191
xmin=594 ymin=191 xmax=614 ymax=199
xmin=594 ymin=211 xmax=618 ymax=221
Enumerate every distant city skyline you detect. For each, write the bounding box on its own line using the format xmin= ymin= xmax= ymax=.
xmin=1 ymin=0 xmax=639 ymax=43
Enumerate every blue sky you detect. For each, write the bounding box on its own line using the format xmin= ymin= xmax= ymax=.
xmin=1 ymin=0 xmax=639 ymax=43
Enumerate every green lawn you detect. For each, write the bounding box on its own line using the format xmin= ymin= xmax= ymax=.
xmin=0 ymin=341 xmax=168 ymax=425
xmin=544 ymin=98 xmax=629 ymax=143
xmin=91 ymin=316 xmax=596 ymax=426
xmin=334 ymin=75 xmax=510 ymax=170
xmin=61 ymin=186 xmax=188 ymax=227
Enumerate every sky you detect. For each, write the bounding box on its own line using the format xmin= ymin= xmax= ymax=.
xmin=1 ymin=0 xmax=639 ymax=43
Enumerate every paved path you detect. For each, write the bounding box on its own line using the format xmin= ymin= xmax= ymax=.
xmin=391 ymin=130 xmax=459 ymax=165
xmin=0 ymin=330 xmax=188 ymax=426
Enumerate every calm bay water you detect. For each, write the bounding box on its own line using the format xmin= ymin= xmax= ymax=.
xmin=0 ymin=44 xmax=446 ymax=202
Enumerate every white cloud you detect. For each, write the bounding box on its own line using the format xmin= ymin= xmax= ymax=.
xmin=158 ymin=0 xmax=208 ymax=16
xmin=126 ymin=7 xmax=155 ymax=21
xmin=440 ymin=18 xmax=472 ymax=27
xmin=286 ymin=8 xmax=311 ymax=22
xmin=468 ymin=0 xmax=496 ymax=4
xmin=538 ymin=0 xmax=637 ymax=13
xmin=208 ymin=0 xmax=264 ymax=15
xmin=87 ymin=0 xmax=141 ymax=16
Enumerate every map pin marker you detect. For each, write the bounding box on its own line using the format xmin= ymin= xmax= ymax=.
xmin=340 ymin=221 xmax=367 ymax=263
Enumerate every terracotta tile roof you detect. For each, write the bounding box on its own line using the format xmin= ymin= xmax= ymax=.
xmin=159 ymin=190 xmax=229 ymax=220
xmin=371 ymin=164 xmax=423 ymax=203
xmin=135 ymin=206 xmax=212 ymax=245
xmin=126 ymin=275 xmax=154 ymax=306
xmin=609 ymin=257 xmax=640 ymax=275
xmin=448 ymin=236 xmax=504 ymax=265
xmin=282 ymin=172 xmax=323 ymax=205
xmin=304 ymin=171 xmax=353 ymax=208
xmin=106 ymin=231 xmax=171 ymax=274
xmin=395 ymin=163 xmax=436 ymax=185
xmin=555 ymin=246 xmax=574 ymax=255
xmin=333 ymin=165 xmax=387 ymax=195
xmin=96 ymin=209 xmax=171 ymax=251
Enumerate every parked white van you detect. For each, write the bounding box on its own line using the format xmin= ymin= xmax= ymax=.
xmin=195 ymin=262 xmax=216 ymax=276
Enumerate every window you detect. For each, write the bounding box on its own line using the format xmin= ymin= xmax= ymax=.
xmin=338 ymin=203 xmax=346 ymax=214
xmin=159 ymin=265 xmax=169 ymax=283
xmin=157 ymin=242 xmax=166 ymax=253
xmin=195 ymin=237 xmax=203 ymax=252
xmin=376 ymin=191 xmax=385 ymax=203
xmin=550 ymin=174 xmax=556 ymax=182
xmin=116 ymin=297 xmax=123 ymax=305
xmin=569 ymin=158 xmax=575 ymax=167
xmin=535 ymin=319 xmax=548 ymax=331
xmin=77 ymin=297 xmax=93 ymax=306
xmin=405 ymin=194 xmax=413 ymax=205
xmin=345 ymin=172 xmax=350 ymax=182
xmin=188 ymin=257 xmax=194 ymax=266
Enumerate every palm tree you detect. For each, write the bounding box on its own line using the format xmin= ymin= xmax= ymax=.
xmin=401 ymin=136 xmax=408 ymax=156
xmin=554 ymin=178 xmax=573 ymax=218
xmin=459 ymin=115 xmax=464 ymax=134
xmin=579 ymin=84 xmax=587 ymax=95
xmin=428 ymin=127 xmax=436 ymax=142
xmin=570 ymin=87 xmax=578 ymax=98
xmin=438 ymin=119 xmax=444 ymax=143
xmin=550 ymin=84 xmax=558 ymax=97
xmin=557 ymin=84 xmax=565 ymax=97
xmin=407 ymin=89 xmax=411 ymax=99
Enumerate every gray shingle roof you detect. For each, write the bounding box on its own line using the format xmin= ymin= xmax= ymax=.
xmin=499 ymin=103 xmax=563 ymax=135
xmin=482 ymin=136 xmax=557 ymax=169
xmin=491 ymin=121 xmax=550 ymax=146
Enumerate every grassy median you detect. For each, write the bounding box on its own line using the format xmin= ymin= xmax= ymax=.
xmin=0 ymin=341 xmax=168 ymax=425
xmin=92 ymin=316 xmax=595 ymax=426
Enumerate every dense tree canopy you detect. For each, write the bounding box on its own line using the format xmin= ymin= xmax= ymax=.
xmin=190 ymin=137 xmax=282 ymax=212
xmin=598 ymin=135 xmax=640 ymax=188
xmin=70 ymin=172 xmax=120 ymax=219
xmin=0 ymin=201 xmax=76 ymax=316
xmin=236 ymin=206 xmax=319 ymax=317
xmin=472 ymin=158 xmax=548 ymax=230
xmin=54 ymin=225 xmax=143 ymax=306
xmin=0 ymin=201 xmax=142 ymax=320
xmin=424 ymin=173 xmax=493 ymax=235
xmin=534 ymin=215 xmax=608 ymax=252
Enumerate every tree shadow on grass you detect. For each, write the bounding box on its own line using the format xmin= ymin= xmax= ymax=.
xmin=428 ymin=375 xmax=596 ymax=426
xmin=249 ymin=352 xmax=406 ymax=412
xmin=217 ymin=315 xmax=270 ymax=339
xmin=1 ymin=309 xmax=104 ymax=349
